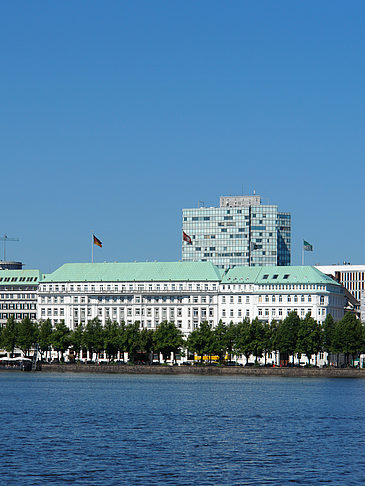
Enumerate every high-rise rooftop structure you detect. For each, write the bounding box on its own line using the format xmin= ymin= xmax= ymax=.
xmin=0 ymin=261 xmax=23 ymax=270
xmin=182 ymin=195 xmax=291 ymax=270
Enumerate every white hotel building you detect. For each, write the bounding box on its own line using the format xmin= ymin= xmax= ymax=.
xmin=37 ymin=262 xmax=345 ymax=332
xmin=219 ymin=266 xmax=344 ymax=325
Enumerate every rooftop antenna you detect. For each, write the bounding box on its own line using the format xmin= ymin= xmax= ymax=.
xmin=0 ymin=235 xmax=20 ymax=261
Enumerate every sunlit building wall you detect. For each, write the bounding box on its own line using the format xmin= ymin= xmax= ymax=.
xmin=182 ymin=195 xmax=290 ymax=270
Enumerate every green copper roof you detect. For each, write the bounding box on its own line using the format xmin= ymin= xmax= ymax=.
xmin=42 ymin=262 xmax=223 ymax=283
xmin=0 ymin=269 xmax=42 ymax=285
xmin=222 ymin=266 xmax=340 ymax=286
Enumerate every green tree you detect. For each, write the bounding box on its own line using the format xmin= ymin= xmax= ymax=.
xmin=332 ymin=318 xmax=345 ymax=366
xmin=116 ymin=321 xmax=127 ymax=361
xmin=38 ymin=319 xmax=53 ymax=361
xmin=276 ymin=312 xmax=300 ymax=365
xmin=250 ymin=318 xmax=264 ymax=362
xmin=186 ymin=321 xmax=214 ymax=363
xmin=82 ymin=318 xmax=104 ymax=361
xmin=270 ymin=320 xmax=280 ymax=365
xmin=234 ymin=319 xmax=252 ymax=365
xmin=139 ymin=328 xmax=155 ymax=364
xmin=1 ymin=316 xmax=19 ymax=357
xmin=335 ymin=313 xmax=364 ymax=366
xmin=103 ymin=320 xmax=120 ymax=362
xmin=70 ymin=324 xmax=84 ymax=361
xmin=51 ymin=321 xmax=71 ymax=361
xmin=154 ymin=321 xmax=184 ymax=363
xmin=124 ymin=322 xmax=141 ymax=363
xmin=213 ymin=320 xmax=230 ymax=363
xmin=322 ymin=314 xmax=335 ymax=364
xmin=17 ymin=316 xmax=38 ymax=357
xmin=225 ymin=321 xmax=238 ymax=361
xmin=296 ymin=313 xmax=322 ymax=365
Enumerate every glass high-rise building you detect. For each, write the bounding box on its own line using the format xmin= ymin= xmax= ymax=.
xmin=182 ymin=195 xmax=291 ymax=270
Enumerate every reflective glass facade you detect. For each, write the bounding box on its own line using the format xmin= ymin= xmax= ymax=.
xmin=182 ymin=196 xmax=291 ymax=270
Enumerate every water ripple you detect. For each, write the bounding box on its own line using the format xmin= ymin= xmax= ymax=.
xmin=0 ymin=373 xmax=364 ymax=485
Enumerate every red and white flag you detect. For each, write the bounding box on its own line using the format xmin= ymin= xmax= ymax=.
xmin=182 ymin=231 xmax=192 ymax=244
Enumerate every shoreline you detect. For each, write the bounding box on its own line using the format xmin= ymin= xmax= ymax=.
xmin=41 ymin=363 xmax=365 ymax=378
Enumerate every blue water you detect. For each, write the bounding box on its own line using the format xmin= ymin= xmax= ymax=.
xmin=0 ymin=373 xmax=364 ymax=485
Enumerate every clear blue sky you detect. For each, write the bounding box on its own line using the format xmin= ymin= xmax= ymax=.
xmin=1 ymin=1 xmax=364 ymax=273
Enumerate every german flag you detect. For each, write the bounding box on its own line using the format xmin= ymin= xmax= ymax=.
xmin=93 ymin=235 xmax=102 ymax=248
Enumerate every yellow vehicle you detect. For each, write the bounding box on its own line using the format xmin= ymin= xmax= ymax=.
xmin=194 ymin=355 xmax=220 ymax=362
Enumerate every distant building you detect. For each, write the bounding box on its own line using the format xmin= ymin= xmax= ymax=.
xmin=0 ymin=261 xmax=23 ymax=270
xmin=0 ymin=260 xmax=344 ymax=365
xmin=315 ymin=264 xmax=365 ymax=319
xmin=182 ymin=195 xmax=291 ymax=270
xmin=38 ymin=262 xmax=343 ymax=332
xmin=220 ymin=265 xmax=344 ymax=325
xmin=0 ymin=269 xmax=41 ymax=326
xmin=315 ymin=264 xmax=365 ymax=302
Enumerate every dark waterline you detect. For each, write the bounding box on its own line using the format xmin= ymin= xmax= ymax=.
xmin=1 ymin=373 xmax=364 ymax=485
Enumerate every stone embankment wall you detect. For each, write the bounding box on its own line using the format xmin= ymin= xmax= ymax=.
xmin=41 ymin=363 xmax=365 ymax=378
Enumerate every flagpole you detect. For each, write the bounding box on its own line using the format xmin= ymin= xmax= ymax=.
xmin=302 ymin=239 xmax=304 ymax=266
xmin=92 ymin=233 xmax=94 ymax=263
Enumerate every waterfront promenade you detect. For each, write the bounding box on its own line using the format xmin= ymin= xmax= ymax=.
xmin=42 ymin=363 xmax=365 ymax=378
